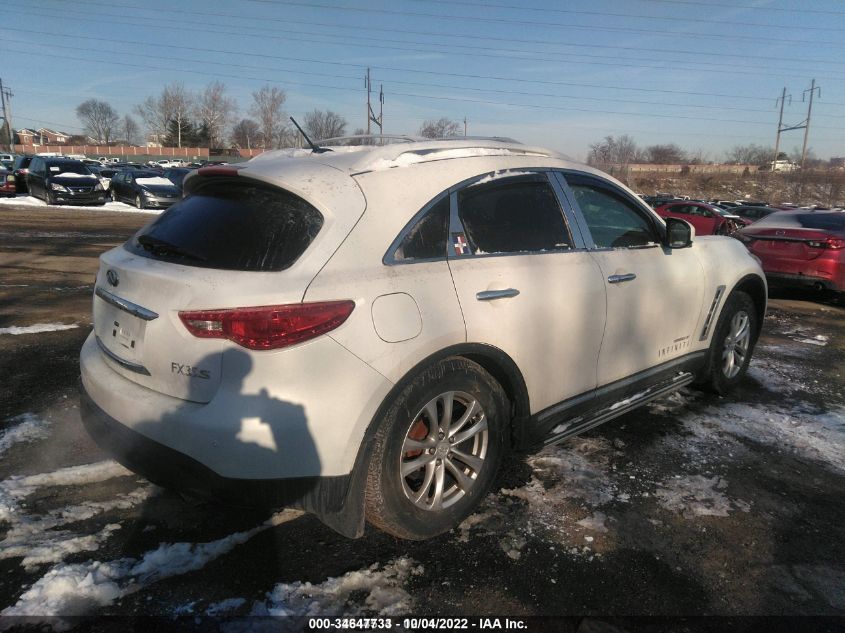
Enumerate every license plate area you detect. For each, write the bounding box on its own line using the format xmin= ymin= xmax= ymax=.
xmin=94 ymin=301 xmax=150 ymax=365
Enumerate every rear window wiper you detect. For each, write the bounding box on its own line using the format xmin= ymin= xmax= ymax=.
xmin=136 ymin=235 xmax=207 ymax=262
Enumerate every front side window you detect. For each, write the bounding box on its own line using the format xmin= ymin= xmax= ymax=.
xmin=392 ymin=196 xmax=449 ymax=261
xmin=566 ymin=175 xmax=659 ymax=249
xmin=456 ymin=176 xmax=571 ymax=255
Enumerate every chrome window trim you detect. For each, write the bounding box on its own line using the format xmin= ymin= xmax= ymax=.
xmin=95 ymin=286 xmax=159 ymax=321
xmin=95 ymin=336 xmax=151 ymax=376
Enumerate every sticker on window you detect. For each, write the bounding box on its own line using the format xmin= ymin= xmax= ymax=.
xmin=452 ymin=232 xmax=469 ymax=255
xmin=49 ymin=166 xmax=60 ymax=172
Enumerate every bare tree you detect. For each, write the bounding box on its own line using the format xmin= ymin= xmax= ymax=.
xmin=134 ymin=94 xmax=173 ymax=146
xmin=418 ymin=117 xmax=461 ymax=138
xmin=587 ymin=135 xmax=639 ymax=166
xmin=122 ymin=115 xmax=140 ymax=145
xmin=231 ymin=118 xmax=260 ymax=150
xmin=249 ymin=85 xmax=287 ymax=149
xmin=195 ymin=81 xmax=237 ymax=149
xmin=164 ymin=82 xmax=193 ymax=148
xmin=303 ymin=110 xmax=347 ymax=141
xmin=725 ymin=143 xmax=776 ymax=165
xmin=642 ymin=143 xmax=687 ymax=164
xmin=135 ymin=83 xmax=194 ymax=148
xmin=75 ymin=99 xmax=119 ymax=144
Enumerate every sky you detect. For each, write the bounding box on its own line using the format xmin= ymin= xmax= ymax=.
xmin=2 ymin=0 xmax=844 ymax=162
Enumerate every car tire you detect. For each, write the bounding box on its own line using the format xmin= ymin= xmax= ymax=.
xmin=364 ymin=357 xmax=509 ymax=540
xmin=45 ymin=190 xmax=55 ymax=205
xmin=699 ymin=290 xmax=758 ymax=395
xmin=135 ymin=194 xmax=144 ymax=209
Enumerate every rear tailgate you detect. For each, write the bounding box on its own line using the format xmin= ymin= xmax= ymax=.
xmin=747 ymin=228 xmax=835 ymax=270
xmin=92 ymin=167 xmax=365 ymax=403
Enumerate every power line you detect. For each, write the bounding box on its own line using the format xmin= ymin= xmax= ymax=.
xmin=8 ymin=44 xmax=843 ymax=134
xmin=5 ymin=31 xmax=841 ymax=121
xmin=13 ymin=10 xmax=844 ymax=83
xmin=639 ymin=0 xmax=845 ymax=17
xmin=247 ymin=0 xmax=845 ymax=48
xmin=411 ymin=0 xmax=845 ymax=33
xmin=37 ymin=0 xmax=845 ymax=70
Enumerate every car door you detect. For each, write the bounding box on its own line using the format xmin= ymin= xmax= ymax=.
xmin=28 ymin=158 xmax=44 ymax=198
xmin=690 ymin=204 xmax=719 ymax=234
xmin=445 ymin=171 xmax=607 ymax=417
xmin=558 ymin=171 xmax=705 ymax=388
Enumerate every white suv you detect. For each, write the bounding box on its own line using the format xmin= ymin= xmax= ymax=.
xmin=79 ymin=139 xmax=766 ymax=540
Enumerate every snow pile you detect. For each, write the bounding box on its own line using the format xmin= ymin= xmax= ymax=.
xmin=0 ymin=194 xmax=162 ymax=214
xmin=793 ymin=334 xmax=828 ymax=347
xmin=470 ymin=170 xmax=534 ymax=186
xmin=2 ymin=509 xmax=301 ymax=617
xmin=0 ymin=413 xmax=51 ymax=454
xmin=205 ymin=597 xmax=246 ymax=616
xmin=0 ymin=323 xmax=78 ymax=336
xmin=362 ymin=148 xmax=547 ymax=172
xmin=656 ymin=475 xmax=750 ymax=518
xmin=55 ymin=173 xmax=96 ymax=179
xmin=136 ymin=177 xmax=175 ymax=187
xmin=251 ymin=557 xmax=423 ymax=617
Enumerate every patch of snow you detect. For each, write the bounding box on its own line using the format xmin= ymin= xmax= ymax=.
xmin=205 ymin=597 xmax=246 ymax=616
xmin=0 ymin=195 xmax=161 ymax=214
xmin=0 ymin=487 xmax=155 ymax=570
xmin=0 ymin=461 xmax=133 ymax=523
xmin=362 ymin=148 xmax=547 ymax=172
xmin=55 ymin=173 xmax=97 ymax=179
xmin=251 ymin=557 xmax=423 ymax=617
xmin=793 ymin=335 xmax=828 ymax=346
xmin=173 ymin=601 xmax=197 ymax=616
xmin=0 ymin=323 xmax=78 ymax=335
xmin=656 ymin=475 xmax=750 ymax=518
xmin=470 ymin=169 xmax=534 ymax=186
xmin=576 ymin=512 xmax=609 ymax=533
xmin=136 ymin=177 xmax=175 ymax=187
xmin=2 ymin=510 xmax=302 ymax=617
xmin=0 ymin=413 xmax=50 ymax=454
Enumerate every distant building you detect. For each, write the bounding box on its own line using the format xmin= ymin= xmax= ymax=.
xmin=14 ymin=128 xmax=39 ymax=145
xmin=38 ymin=128 xmax=70 ymax=144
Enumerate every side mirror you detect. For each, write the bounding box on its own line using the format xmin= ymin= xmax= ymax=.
xmin=665 ymin=217 xmax=694 ymax=248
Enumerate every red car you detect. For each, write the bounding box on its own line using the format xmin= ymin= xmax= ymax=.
xmin=0 ymin=168 xmax=15 ymax=197
xmin=737 ymin=210 xmax=845 ymax=292
xmin=654 ymin=201 xmax=744 ymax=235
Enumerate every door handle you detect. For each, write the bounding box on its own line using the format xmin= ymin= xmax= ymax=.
xmin=607 ymin=273 xmax=637 ymax=284
xmin=476 ymin=288 xmax=520 ymax=301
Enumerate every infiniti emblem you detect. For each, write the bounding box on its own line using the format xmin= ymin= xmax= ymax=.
xmin=775 ymin=230 xmax=785 ymax=236
xmin=106 ymin=269 xmax=120 ymax=287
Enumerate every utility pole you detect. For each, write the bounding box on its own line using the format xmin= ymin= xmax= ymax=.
xmin=772 ymin=87 xmax=790 ymax=169
xmin=0 ymin=78 xmax=13 ymax=152
xmin=365 ymin=68 xmax=384 ymax=138
xmin=463 ymin=116 xmax=467 ymax=136
xmin=801 ymin=78 xmax=820 ymax=171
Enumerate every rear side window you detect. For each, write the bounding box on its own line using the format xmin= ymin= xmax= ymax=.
xmin=393 ymin=196 xmax=449 ymax=261
xmin=126 ymin=180 xmax=323 ymax=271
xmin=457 ymin=177 xmax=571 ymax=254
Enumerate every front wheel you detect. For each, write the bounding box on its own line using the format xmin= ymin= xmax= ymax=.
xmin=364 ymin=358 xmax=508 ymax=540
xmin=135 ymin=194 xmax=144 ymax=209
xmin=699 ymin=290 xmax=758 ymax=394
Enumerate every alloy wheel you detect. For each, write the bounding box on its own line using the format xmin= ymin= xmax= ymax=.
xmin=399 ymin=391 xmax=488 ymax=511
xmin=722 ymin=310 xmax=751 ymax=379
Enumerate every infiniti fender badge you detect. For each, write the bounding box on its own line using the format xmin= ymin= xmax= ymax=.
xmin=106 ymin=269 xmax=119 ymax=287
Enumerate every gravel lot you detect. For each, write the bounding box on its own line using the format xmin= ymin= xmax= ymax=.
xmin=0 ymin=201 xmax=843 ymax=622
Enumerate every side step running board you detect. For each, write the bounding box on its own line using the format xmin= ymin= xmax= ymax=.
xmin=543 ymin=371 xmax=695 ymax=446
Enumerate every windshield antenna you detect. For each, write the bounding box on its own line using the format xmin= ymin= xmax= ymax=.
xmin=289 ymin=117 xmax=332 ymax=154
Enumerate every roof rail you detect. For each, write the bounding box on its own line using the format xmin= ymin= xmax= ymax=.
xmin=317 ymin=134 xmax=420 ymax=146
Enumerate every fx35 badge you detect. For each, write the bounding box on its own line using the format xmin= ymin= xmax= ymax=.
xmin=171 ymin=362 xmax=210 ymax=380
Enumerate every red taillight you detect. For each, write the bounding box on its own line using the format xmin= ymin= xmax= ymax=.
xmin=179 ymin=301 xmax=355 ymax=350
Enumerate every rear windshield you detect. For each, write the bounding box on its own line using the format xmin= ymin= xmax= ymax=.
xmin=125 ymin=180 xmax=324 ymax=271
xmin=754 ymin=212 xmax=845 ymax=232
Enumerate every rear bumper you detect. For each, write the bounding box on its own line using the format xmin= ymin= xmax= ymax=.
xmin=765 ymin=272 xmax=843 ymax=292
xmin=80 ymin=380 xmax=365 ymax=537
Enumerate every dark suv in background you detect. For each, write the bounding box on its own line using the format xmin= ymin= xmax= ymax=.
xmin=27 ymin=158 xmax=107 ymax=206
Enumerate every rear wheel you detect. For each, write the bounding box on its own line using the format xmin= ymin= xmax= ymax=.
xmin=365 ymin=358 xmax=508 ymax=540
xmin=700 ymin=290 xmax=758 ymax=394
